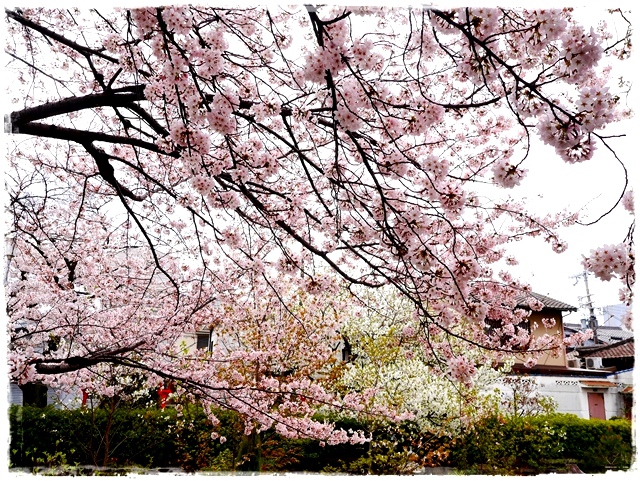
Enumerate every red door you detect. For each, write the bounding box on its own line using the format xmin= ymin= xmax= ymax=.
xmin=588 ymin=392 xmax=606 ymax=419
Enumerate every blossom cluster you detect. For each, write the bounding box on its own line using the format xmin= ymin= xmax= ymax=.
xmin=558 ymin=26 xmax=603 ymax=83
xmin=491 ymin=158 xmax=528 ymax=188
xmin=447 ymin=355 xmax=477 ymax=387
xmin=538 ymin=115 xmax=596 ymax=163
xmin=622 ymin=190 xmax=634 ymax=214
xmin=582 ymin=242 xmax=633 ymax=282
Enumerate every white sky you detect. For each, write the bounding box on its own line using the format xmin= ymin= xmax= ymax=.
xmin=504 ymin=128 xmax=635 ymax=325
xmin=499 ymin=5 xmax=637 ymax=326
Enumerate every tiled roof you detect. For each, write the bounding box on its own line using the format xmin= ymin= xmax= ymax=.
xmin=565 ymin=324 xmax=634 ymax=345
xmin=566 ymin=351 xmax=579 ymax=361
xmin=595 ymin=328 xmax=634 ymax=345
xmin=510 ymin=364 xmax=616 ymax=377
xmin=578 ymin=338 xmax=635 ymax=359
xmin=515 ymin=292 xmax=577 ymax=312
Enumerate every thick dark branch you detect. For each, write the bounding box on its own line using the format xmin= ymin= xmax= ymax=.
xmin=10 ymin=87 xmax=146 ymax=126
xmin=305 ymin=6 xmax=324 ymax=47
xmin=34 ymin=357 xmax=96 ymax=375
xmin=435 ymin=96 xmax=502 ymax=109
xmin=12 ymin=122 xmax=179 ymax=158
xmin=31 ymin=341 xmax=145 ymax=375
xmin=82 ymin=142 xmax=146 ymax=201
xmin=125 ymin=103 xmax=170 ymax=137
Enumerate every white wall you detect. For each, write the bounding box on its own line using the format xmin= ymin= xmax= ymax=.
xmin=530 ymin=371 xmax=632 ymax=420
xmin=9 ymin=383 xmax=23 ymax=406
xmin=494 ymin=371 xmax=632 ymax=420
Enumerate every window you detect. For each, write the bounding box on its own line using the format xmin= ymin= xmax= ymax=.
xmin=21 ymin=383 xmax=48 ymax=407
xmin=340 ymin=336 xmax=357 ymax=362
xmin=196 ymin=331 xmax=212 ymax=351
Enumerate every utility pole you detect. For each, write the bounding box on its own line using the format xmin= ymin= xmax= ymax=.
xmin=4 ymin=235 xmax=16 ymax=286
xmin=572 ymin=271 xmax=598 ymax=344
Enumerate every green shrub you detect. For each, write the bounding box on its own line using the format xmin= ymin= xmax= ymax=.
xmin=544 ymin=414 xmax=633 ymax=472
xmin=9 ymin=404 xmax=242 ymax=471
xmin=448 ymin=413 xmax=634 ymax=475
xmin=448 ymin=415 xmax=564 ymax=475
xmin=9 ymin=406 xmax=634 ymax=474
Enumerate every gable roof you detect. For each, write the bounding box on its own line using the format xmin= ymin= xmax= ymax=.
xmin=515 ymin=292 xmax=577 ymax=312
xmin=593 ymin=328 xmax=633 ymax=345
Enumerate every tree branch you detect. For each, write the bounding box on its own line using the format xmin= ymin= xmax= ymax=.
xmin=12 ymin=122 xmax=178 ymax=158
xmin=10 ymin=87 xmax=146 ymax=127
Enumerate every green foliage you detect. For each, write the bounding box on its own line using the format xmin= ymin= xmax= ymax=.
xmin=169 ymin=404 xmax=243 ymax=472
xmin=449 ymin=413 xmax=634 ymax=475
xmin=320 ymin=420 xmax=445 ymax=474
xmin=9 ymin=404 xmax=242 ymax=471
xmin=546 ymin=413 xmax=634 ymax=472
xmin=449 ymin=414 xmax=565 ymax=475
xmin=9 ymin=406 xmax=634 ymax=474
xmin=286 ymin=414 xmax=371 ymax=473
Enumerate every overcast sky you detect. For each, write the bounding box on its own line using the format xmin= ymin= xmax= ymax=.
xmin=500 ymin=4 xmax=637 ymax=327
xmin=504 ymin=133 xmax=634 ymax=325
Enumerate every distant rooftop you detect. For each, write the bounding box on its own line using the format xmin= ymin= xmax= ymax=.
xmin=565 ymin=323 xmax=634 ymax=345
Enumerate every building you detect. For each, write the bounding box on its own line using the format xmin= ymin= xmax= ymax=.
xmin=498 ymin=293 xmax=633 ymax=420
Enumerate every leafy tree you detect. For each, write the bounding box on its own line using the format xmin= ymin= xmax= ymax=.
xmin=5 ymin=6 xmax=633 ymax=443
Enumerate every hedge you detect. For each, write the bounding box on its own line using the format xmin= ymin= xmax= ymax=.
xmin=448 ymin=413 xmax=634 ymax=474
xmin=8 ymin=406 xmax=634 ymax=474
xmin=8 ymin=404 xmax=243 ymax=471
xmin=548 ymin=414 xmax=634 ymax=473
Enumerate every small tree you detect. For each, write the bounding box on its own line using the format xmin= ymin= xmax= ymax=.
xmin=499 ymin=376 xmax=557 ymax=418
xmin=333 ymin=287 xmax=508 ymax=436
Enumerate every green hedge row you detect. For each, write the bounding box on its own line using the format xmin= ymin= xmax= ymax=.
xmin=9 ymin=404 xmax=233 ymax=470
xmin=449 ymin=414 xmax=634 ymax=474
xmin=8 ymin=405 xmax=373 ymax=472
xmin=8 ymin=406 xmax=634 ymax=474
xmin=550 ymin=414 xmax=634 ymax=473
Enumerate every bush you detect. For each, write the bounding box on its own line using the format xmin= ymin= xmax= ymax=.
xmin=9 ymin=406 xmax=634 ymax=474
xmin=448 ymin=413 xmax=634 ymax=474
xmin=448 ymin=415 xmax=565 ymax=475
xmin=545 ymin=414 xmax=634 ymax=472
xmin=9 ymin=404 xmax=242 ymax=471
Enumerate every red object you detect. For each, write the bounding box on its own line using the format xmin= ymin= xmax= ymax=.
xmin=158 ymin=387 xmax=172 ymax=408
xmin=588 ymin=392 xmax=606 ymax=419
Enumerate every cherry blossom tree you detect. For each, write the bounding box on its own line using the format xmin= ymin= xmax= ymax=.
xmin=5 ymin=5 xmax=633 ymax=441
